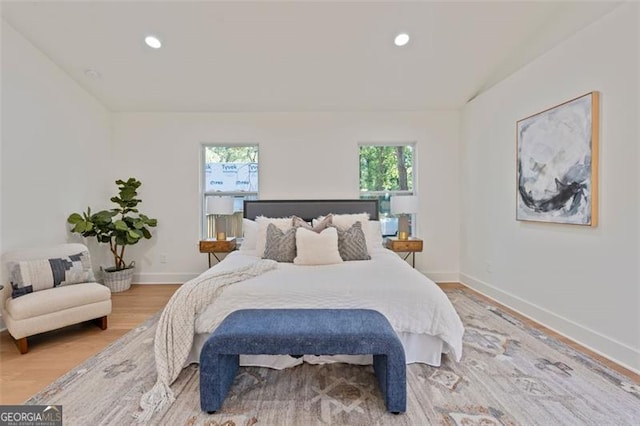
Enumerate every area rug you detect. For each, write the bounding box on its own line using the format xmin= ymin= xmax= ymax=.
xmin=26 ymin=289 xmax=639 ymax=425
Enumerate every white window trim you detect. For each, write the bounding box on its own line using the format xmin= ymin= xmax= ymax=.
xmin=200 ymin=143 xmax=259 ymax=238
xmin=358 ymin=141 xmax=418 ymax=237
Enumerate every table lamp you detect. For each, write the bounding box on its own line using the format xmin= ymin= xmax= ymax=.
xmin=390 ymin=195 xmax=418 ymax=240
xmin=207 ymin=196 xmax=234 ymax=240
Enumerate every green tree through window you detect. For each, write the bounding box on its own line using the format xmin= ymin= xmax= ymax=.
xmin=359 ymin=144 xmax=415 ymax=236
xmin=359 ymin=145 xmax=413 ymax=192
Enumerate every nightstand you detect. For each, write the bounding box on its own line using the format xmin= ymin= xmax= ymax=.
xmin=385 ymin=237 xmax=423 ymax=268
xmin=199 ymin=238 xmax=237 ymax=267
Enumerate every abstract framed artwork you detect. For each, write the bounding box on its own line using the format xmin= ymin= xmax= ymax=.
xmin=516 ymin=92 xmax=599 ymax=226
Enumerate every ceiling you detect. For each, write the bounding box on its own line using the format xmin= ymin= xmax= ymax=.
xmin=1 ymin=1 xmax=620 ymax=112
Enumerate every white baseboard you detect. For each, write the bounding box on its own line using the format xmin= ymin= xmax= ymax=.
xmin=420 ymin=270 xmax=460 ymax=283
xmin=460 ymin=272 xmax=640 ymax=375
xmin=133 ymin=272 xmax=198 ymax=284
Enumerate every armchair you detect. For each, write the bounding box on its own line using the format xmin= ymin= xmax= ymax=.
xmin=1 ymin=243 xmax=112 ymax=354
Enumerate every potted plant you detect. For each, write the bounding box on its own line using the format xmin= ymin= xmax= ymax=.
xmin=67 ymin=178 xmax=158 ymax=292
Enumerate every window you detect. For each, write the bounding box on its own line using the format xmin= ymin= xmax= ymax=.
xmin=359 ymin=143 xmax=415 ymax=236
xmin=202 ymin=145 xmax=259 ymax=238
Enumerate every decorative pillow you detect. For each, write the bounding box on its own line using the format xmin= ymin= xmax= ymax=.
xmin=294 ymin=227 xmax=343 ymax=266
xmin=318 ymin=213 xmax=372 ymax=254
xmin=334 ymin=222 xmax=371 ymax=261
xmin=263 ymin=223 xmax=297 ymax=263
xmin=8 ymin=251 xmax=95 ymax=298
xmin=366 ymin=220 xmax=384 ymax=250
xmin=329 ymin=213 xmax=370 ymax=230
xmin=293 ymin=214 xmax=332 ymax=233
xmin=239 ymin=218 xmax=258 ymax=251
xmin=255 ymin=216 xmax=294 ymax=257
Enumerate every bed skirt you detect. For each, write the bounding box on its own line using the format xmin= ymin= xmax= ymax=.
xmin=185 ymin=331 xmax=446 ymax=369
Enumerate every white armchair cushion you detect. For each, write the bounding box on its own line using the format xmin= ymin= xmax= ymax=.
xmin=5 ymin=283 xmax=109 ymax=321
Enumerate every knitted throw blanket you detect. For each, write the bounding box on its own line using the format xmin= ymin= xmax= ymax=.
xmin=136 ymin=259 xmax=277 ymax=422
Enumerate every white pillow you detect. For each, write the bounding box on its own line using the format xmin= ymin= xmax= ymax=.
xmin=366 ymin=220 xmax=384 ymax=250
xmin=294 ymin=227 xmax=343 ymax=265
xmin=328 ymin=213 xmax=370 ymax=231
xmin=255 ymin=216 xmax=293 ymax=256
xmin=239 ymin=218 xmax=258 ymax=251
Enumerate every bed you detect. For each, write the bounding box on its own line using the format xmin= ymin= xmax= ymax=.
xmin=183 ymin=199 xmax=464 ymax=370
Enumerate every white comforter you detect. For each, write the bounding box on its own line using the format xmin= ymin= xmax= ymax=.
xmin=196 ymin=248 xmax=464 ymax=362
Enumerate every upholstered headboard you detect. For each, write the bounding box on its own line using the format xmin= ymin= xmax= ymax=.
xmin=243 ymin=199 xmax=379 ymax=221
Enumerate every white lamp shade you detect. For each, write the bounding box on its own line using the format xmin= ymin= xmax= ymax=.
xmin=207 ymin=196 xmax=234 ymax=215
xmin=390 ymin=195 xmax=418 ymax=214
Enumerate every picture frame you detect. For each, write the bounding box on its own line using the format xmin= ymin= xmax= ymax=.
xmin=516 ymin=92 xmax=599 ymax=226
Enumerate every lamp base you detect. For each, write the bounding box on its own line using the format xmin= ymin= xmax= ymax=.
xmin=214 ymin=215 xmax=228 ymax=241
xmin=397 ymin=215 xmax=410 ymax=240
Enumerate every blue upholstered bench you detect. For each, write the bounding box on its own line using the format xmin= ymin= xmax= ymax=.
xmin=200 ymin=308 xmax=406 ymax=414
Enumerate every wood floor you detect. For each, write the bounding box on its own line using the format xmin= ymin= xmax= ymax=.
xmin=0 ymin=283 xmax=636 ymax=405
xmin=0 ymin=284 xmax=179 ymax=404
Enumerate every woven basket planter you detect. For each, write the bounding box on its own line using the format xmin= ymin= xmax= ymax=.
xmin=101 ymin=264 xmax=135 ymax=293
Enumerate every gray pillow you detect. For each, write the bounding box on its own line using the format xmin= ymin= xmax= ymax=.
xmin=292 ymin=214 xmax=332 ymax=232
xmin=334 ymin=221 xmax=371 ymax=261
xmin=263 ymin=223 xmax=297 ymax=263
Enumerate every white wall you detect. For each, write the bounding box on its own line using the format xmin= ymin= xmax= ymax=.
xmin=460 ymin=3 xmax=639 ymax=371
xmin=112 ymin=111 xmax=460 ymax=284
xmin=1 ymin=1 xmax=636 ymax=374
xmin=1 ymin=22 xmax=113 ymax=264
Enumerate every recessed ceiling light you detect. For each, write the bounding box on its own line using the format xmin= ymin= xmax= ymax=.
xmin=144 ymin=35 xmax=162 ymax=49
xmin=394 ymin=33 xmax=410 ymax=47
xmin=84 ymin=68 xmax=101 ymax=79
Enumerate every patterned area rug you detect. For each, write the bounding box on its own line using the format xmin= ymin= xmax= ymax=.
xmin=27 ymin=289 xmax=639 ymax=425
